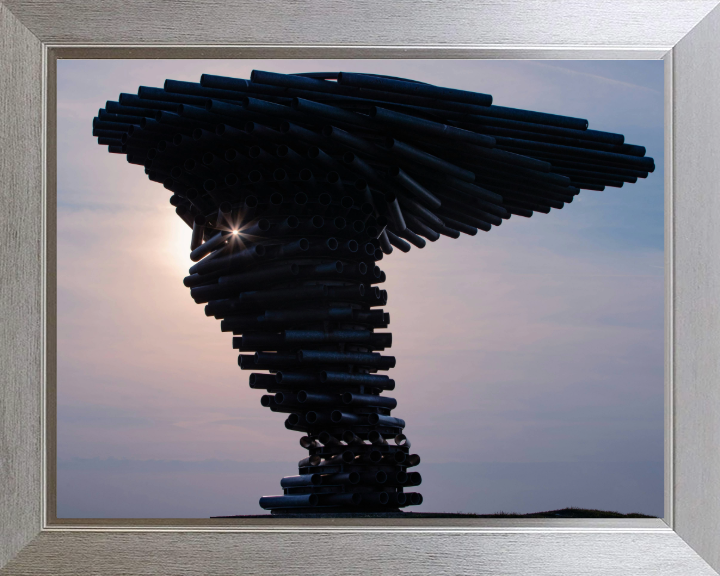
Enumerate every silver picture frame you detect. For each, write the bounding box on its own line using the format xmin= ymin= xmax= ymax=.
xmin=2 ymin=1 xmax=720 ymax=573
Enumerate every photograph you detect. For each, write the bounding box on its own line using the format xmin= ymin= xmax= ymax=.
xmin=57 ymin=59 xmax=664 ymax=519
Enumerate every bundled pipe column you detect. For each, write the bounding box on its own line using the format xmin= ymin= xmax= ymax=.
xmin=93 ymin=69 xmax=653 ymax=514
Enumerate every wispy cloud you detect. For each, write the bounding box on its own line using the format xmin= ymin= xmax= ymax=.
xmin=57 ymin=459 xmax=663 ymax=518
xmin=532 ymin=61 xmax=663 ymax=95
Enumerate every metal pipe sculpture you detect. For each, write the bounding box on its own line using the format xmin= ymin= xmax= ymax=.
xmin=93 ymin=70 xmax=654 ymax=514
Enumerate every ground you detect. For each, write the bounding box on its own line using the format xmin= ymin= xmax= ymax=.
xmin=214 ymin=507 xmax=655 ymax=519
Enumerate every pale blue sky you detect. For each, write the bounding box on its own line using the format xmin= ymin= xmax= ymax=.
xmin=57 ymin=59 xmax=664 ymax=517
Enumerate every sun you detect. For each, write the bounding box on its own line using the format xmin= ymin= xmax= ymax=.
xmin=164 ymin=212 xmax=198 ymax=275
xmin=166 ymin=215 xmax=257 ymax=277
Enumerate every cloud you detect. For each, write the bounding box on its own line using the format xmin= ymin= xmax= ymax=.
xmin=58 ymin=404 xmax=155 ymax=428
xmin=56 ymin=459 xmax=663 ymax=518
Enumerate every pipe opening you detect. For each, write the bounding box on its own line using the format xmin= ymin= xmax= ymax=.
xmin=203 ymin=180 xmax=216 ymax=193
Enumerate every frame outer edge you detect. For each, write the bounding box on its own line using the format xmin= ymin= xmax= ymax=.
xmin=0 ymin=2 xmax=44 ymax=570
xmin=1 ymin=531 xmax=719 ymax=576
xmin=0 ymin=0 xmax=718 ymax=46
xmin=0 ymin=0 xmax=719 ymax=574
xmin=671 ymin=3 xmax=720 ymax=573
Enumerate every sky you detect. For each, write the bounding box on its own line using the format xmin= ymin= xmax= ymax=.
xmin=57 ymin=59 xmax=664 ymax=518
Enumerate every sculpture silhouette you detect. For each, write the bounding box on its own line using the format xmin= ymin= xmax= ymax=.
xmin=93 ymin=70 xmax=654 ymax=514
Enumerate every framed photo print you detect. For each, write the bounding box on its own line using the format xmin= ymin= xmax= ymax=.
xmin=2 ymin=1 xmax=720 ymax=575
